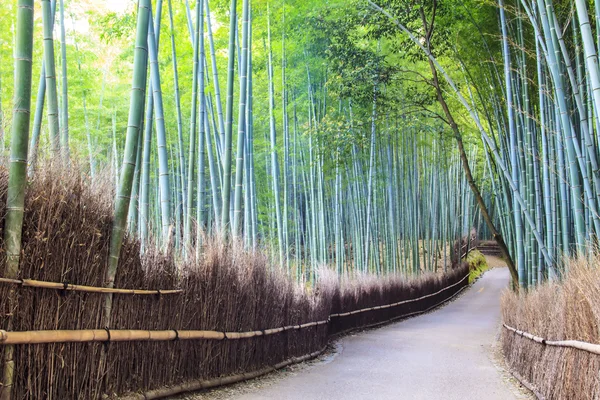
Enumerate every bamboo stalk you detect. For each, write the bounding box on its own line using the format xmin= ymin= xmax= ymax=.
xmin=2 ymin=1 xmax=35 ymax=398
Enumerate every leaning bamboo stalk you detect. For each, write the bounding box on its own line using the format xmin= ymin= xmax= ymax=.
xmin=369 ymin=0 xmax=553 ymax=267
xmin=105 ymin=0 xmax=152 ymax=326
xmin=503 ymin=323 xmax=600 ymax=356
xmin=0 ymin=277 xmax=182 ymax=295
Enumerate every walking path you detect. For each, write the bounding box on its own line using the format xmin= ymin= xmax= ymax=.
xmin=185 ymin=265 xmax=529 ymax=399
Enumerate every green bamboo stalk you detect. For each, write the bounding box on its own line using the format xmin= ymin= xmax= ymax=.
xmin=148 ymin=16 xmax=172 ymax=243
xmin=196 ymin=11 xmax=207 ymax=256
xmin=168 ymin=0 xmax=187 ymax=219
xmin=205 ymin=0 xmax=226 ymax=156
xmin=104 ymin=0 xmax=151 ymax=325
xmin=499 ymin=0 xmax=525 ymax=286
xmin=185 ymin=0 xmax=202 ymax=245
xmin=232 ymin=0 xmax=250 ymax=236
xmin=205 ymin=94 xmax=222 ymax=227
xmin=58 ymin=0 xmax=69 ymax=159
xmin=220 ymin=0 xmax=237 ymax=233
xmin=41 ymin=0 xmax=61 ymax=158
xmin=1 ymin=2 xmax=34 ymax=399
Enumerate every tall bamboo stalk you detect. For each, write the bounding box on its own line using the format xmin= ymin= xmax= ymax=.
xmin=58 ymin=0 xmax=69 ymax=159
xmin=104 ymin=0 xmax=151 ymax=325
xmin=1 ymin=1 xmax=34 ymax=398
xmin=41 ymin=0 xmax=60 ymax=158
xmin=220 ymin=0 xmax=237 ymax=233
xmin=232 ymin=0 xmax=250 ymax=235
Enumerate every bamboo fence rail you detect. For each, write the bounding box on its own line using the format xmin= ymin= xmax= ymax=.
xmin=0 ymin=277 xmax=182 ymax=295
xmin=0 ymin=321 xmax=330 ymax=345
xmin=503 ymin=323 xmax=600 ymax=356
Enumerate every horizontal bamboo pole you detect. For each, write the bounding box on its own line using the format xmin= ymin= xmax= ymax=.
xmin=120 ymin=347 xmax=327 ymax=400
xmin=0 ymin=319 xmax=330 ymax=345
xmin=330 ymin=272 xmax=469 ymax=318
xmin=503 ymin=323 xmax=600 ymax=356
xmin=0 ymin=277 xmax=182 ymax=295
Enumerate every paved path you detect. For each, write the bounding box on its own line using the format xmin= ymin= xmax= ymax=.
xmin=230 ymin=267 xmax=524 ymax=400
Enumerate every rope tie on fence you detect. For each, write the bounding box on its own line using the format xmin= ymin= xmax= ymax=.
xmin=60 ymin=281 xmax=69 ymax=296
xmin=104 ymin=328 xmax=111 ymax=346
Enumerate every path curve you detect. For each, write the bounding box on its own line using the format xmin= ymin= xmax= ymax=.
xmin=225 ymin=267 xmax=524 ymax=400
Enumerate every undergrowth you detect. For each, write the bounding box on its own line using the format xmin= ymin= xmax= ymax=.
xmin=466 ymin=249 xmax=488 ymax=284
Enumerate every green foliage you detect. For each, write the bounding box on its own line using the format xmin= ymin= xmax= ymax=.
xmin=466 ymin=249 xmax=488 ymax=284
xmin=95 ymin=12 xmax=136 ymax=43
xmin=0 ymin=0 xmax=504 ymax=277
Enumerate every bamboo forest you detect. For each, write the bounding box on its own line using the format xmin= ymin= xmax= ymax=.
xmin=0 ymin=0 xmax=599 ymax=399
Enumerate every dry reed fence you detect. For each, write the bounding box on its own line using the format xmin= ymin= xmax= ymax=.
xmin=0 ymin=167 xmax=469 ymax=399
xmin=502 ymin=256 xmax=600 ymax=400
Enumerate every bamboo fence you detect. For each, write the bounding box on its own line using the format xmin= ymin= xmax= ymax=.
xmin=0 ymin=274 xmax=468 ymax=346
xmin=330 ymin=273 xmax=469 ymax=318
xmin=0 ymin=269 xmax=469 ymax=399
